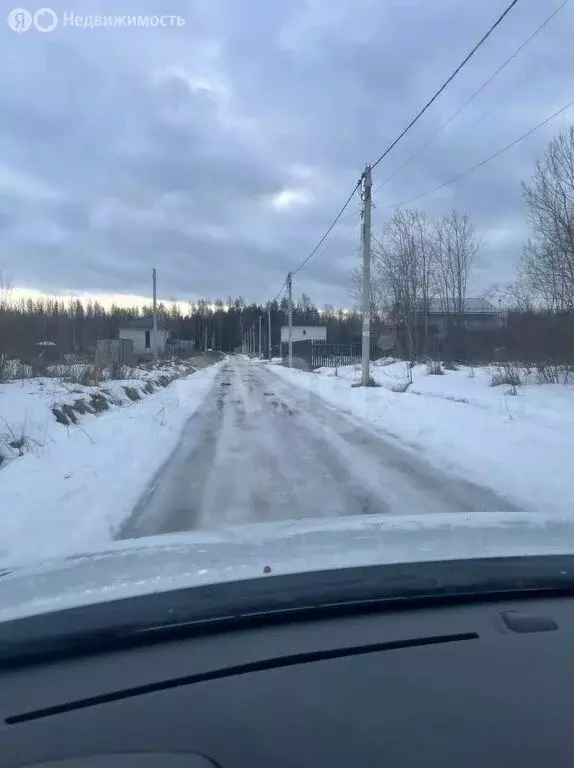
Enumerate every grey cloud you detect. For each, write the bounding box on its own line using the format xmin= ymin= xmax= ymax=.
xmin=0 ymin=0 xmax=573 ymax=306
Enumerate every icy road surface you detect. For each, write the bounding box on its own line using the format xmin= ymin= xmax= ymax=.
xmin=119 ymin=357 xmax=514 ymax=537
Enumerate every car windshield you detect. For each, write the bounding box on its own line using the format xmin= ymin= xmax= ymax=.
xmin=1 ymin=1 xmax=574 ymax=594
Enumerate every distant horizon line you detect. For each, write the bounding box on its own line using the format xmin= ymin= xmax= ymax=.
xmin=2 ymin=286 xmax=353 ymax=313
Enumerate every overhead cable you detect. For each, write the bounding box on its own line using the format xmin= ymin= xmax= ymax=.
xmin=274 ymin=0 xmax=522 ymax=293
xmin=380 ymin=97 xmax=574 ymax=210
xmin=369 ymin=0 xmax=522 ymax=174
xmin=433 ymin=29 xmax=574 ymax=159
xmin=374 ymin=0 xmax=569 ymax=194
xmin=270 ymin=278 xmax=287 ymax=304
xmin=291 ymin=181 xmax=361 ymax=276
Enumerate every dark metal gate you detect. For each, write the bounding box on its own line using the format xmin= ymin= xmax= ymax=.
xmin=281 ymin=341 xmax=381 ymax=370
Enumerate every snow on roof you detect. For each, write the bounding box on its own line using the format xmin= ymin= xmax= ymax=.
xmin=427 ymin=298 xmax=498 ymax=314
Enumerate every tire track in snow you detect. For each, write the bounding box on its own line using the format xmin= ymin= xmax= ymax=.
xmin=118 ymin=357 xmax=515 ymax=539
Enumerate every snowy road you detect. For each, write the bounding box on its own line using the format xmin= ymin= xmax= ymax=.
xmin=119 ymin=357 xmax=514 ymax=538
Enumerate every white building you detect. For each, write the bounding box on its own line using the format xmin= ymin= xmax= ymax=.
xmin=118 ymin=317 xmax=170 ymax=355
xmin=280 ymin=326 xmax=327 ymax=343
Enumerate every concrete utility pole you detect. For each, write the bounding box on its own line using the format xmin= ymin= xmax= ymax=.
xmin=258 ymin=315 xmax=262 ymax=358
xmin=361 ymin=163 xmax=372 ymax=386
xmin=152 ymin=268 xmax=158 ymax=358
xmin=287 ymin=271 xmax=293 ymax=368
xmin=268 ymin=306 xmax=272 ymax=360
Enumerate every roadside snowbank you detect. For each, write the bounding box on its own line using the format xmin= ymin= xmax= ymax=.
xmin=0 ymin=362 xmax=222 ymax=567
xmin=270 ymin=361 xmax=574 ymax=516
xmin=0 ymin=360 xmax=204 ymax=465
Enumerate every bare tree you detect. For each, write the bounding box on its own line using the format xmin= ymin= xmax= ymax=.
xmin=372 ymin=209 xmax=436 ymax=358
xmin=412 ymin=210 xmax=435 ymax=352
xmin=485 ymin=279 xmax=534 ymax=312
xmin=432 ymin=210 xmax=480 ymax=360
xmin=520 ymin=125 xmax=574 ymax=310
xmin=350 ymin=264 xmax=378 ymax=318
xmin=351 ymin=208 xmax=479 ymax=359
xmin=434 ymin=210 xmax=480 ymax=315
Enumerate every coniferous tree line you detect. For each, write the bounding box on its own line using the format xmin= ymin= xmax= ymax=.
xmin=0 ymin=286 xmax=369 ymax=362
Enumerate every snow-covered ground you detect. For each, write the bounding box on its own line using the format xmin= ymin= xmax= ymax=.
xmin=270 ymin=360 xmax=574 ymax=517
xmin=0 ymin=360 xmax=197 ymax=464
xmin=0 ymin=361 xmax=222 ymax=567
xmin=119 ymin=357 xmax=515 ymax=543
xmin=3 ymin=353 xmax=573 ymax=570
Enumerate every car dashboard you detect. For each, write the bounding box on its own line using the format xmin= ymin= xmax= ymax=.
xmin=0 ymin=589 xmax=573 ymax=767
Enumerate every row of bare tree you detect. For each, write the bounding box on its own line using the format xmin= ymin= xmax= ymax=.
xmin=353 ymin=208 xmax=480 ymax=357
xmin=351 ymin=123 xmax=574 ymax=365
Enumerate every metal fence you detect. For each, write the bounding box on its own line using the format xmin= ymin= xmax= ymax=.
xmin=167 ymin=338 xmax=196 ymax=356
xmin=281 ymin=341 xmax=383 ymax=370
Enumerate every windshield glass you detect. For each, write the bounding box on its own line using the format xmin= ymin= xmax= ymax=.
xmin=1 ymin=1 xmax=573 ymax=588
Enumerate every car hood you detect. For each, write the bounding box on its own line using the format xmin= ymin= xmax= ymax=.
xmin=1 ymin=511 xmax=574 ymax=623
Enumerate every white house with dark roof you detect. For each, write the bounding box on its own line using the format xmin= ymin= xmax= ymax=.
xmin=117 ymin=317 xmax=170 ymax=355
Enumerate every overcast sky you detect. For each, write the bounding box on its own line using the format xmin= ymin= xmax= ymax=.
xmin=1 ymin=0 xmax=573 ymax=308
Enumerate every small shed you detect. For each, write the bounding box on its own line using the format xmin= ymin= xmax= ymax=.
xmin=280 ymin=326 xmax=327 ymax=343
xmin=96 ymin=338 xmax=136 ymax=368
xmin=117 ymin=317 xmax=170 ymax=355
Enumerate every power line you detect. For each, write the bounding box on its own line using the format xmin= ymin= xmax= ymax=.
xmin=369 ymin=0 xmax=522 ymax=174
xmin=373 ymin=0 xmax=569 ymax=195
xmin=270 ymin=0 xmax=522 ymax=303
xmin=291 ymin=180 xmax=361 ymax=276
xmin=379 ymin=97 xmax=574 ymax=210
xmin=285 ymin=0 xmax=522 ymax=283
xmin=268 ymin=208 xmax=361 ymax=312
xmin=271 ymin=278 xmax=287 ymax=304
xmin=299 ymin=205 xmax=363 ymax=274
xmin=429 ymin=28 xmax=574 ymax=160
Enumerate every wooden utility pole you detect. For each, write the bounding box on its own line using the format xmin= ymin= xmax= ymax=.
xmin=258 ymin=315 xmax=262 ymax=358
xmin=152 ymin=268 xmax=158 ymax=358
xmin=268 ymin=306 xmax=272 ymax=360
xmin=361 ymin=164 xmax=372 ymax=386
xmin=287 ymin=272 xmax=293 ymax=368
